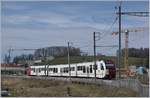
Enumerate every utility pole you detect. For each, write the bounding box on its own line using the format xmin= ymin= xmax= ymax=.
xmin=8 ymin=48 xmax=11 ymax=64
xmin=124 ymin=30 xmax=129 ymax=75
xmin=118 ymin=4 xmax=121 ymax=79
xmin=93 ymin=32 xmax=97 ymax=81
xmin=67 ymin=42 xmax=71 ymax=81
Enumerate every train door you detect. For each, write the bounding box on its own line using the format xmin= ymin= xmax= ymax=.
xmin=47 ymin=65 xmax=49 ymax=76
xmin=35 ymin=68 xmax=39 ymax=76
xmin=60 ymin=68 xmax=63 ymax=76
xmin=87 ymin=66 xmax=89 ymax=77
xmin=75 ymin=64 xmax=78 ymax=77
xmin=99 ymin=61 xmax=106 ymax=78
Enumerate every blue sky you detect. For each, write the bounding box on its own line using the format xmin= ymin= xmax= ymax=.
xmin=1 ymin=1 xmax=149 ymax=61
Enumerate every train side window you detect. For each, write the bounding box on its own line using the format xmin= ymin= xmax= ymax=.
xmin=90 ymin=65 xmax=92 ymax=73
xmin=49 ymin=68 xmax=52 ymax=71
xmin=64 ymin=67 xmax=66 ymax=73
xmin=39 ymin=68 xmax=41 ymax=72
xmin=63 ymin=68 xmax=65 ymax=73
xmin=93 ymin=65 xmax=97 ymax=70
xmin=83 ymin=66 xmax=86 ymax=73
xmin=63 ymin=67 xmax=69 ymax=73
xmin=77 ymin=66 xmax=80 ymax=70
xmin=54 ymin=68 xmax=56 ymax=73
xmin=87 ymin=67 xmax=89 ymax=73
xmin=64 ymin=68 xmax=66 ymax=73
xmin=54 ymin=68 xmax=58 ymax=73
xmin=67 ymin=67 xmax=69 ymax=73
xmin=55 ymin=68 xmax=58 ymax=73
xmin=78 ymin=66 xmax=83 ymax=71
xmin=32 ymin=68 xmax=35 ymax=72
xmin=53 ymin=68 xmax=56 ymax=73
xmin=42 ymin=68 xmax=45 ymax=71
xmin=71 ymin=67 xmax=75 ymax=71
xmin=53 ymin=68 xmax=55 ymax=73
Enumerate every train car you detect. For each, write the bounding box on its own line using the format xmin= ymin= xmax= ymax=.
xmin=25 ymin=60 xmax=116 ymax=79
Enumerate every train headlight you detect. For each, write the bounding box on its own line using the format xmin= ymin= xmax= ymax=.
xmin=106 ymin=69 xmax=109 ymax=75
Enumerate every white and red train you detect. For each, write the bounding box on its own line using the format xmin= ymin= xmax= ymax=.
xmin=25 ymin=60 xmax=116 ymax=79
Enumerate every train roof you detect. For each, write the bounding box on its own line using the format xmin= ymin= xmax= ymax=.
xmin=30 ymin=61 xmax=100 ymax=67
xmin=29 ymin=60 xmax=114 ymax=67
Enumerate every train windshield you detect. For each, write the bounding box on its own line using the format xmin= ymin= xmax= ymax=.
xmin=104 ymin=60 xmax=115 ymax=67
xmin=106 ymin=64 xmax=114 ymax=67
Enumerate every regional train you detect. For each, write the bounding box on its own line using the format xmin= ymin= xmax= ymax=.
xmin=25 ymin=60 xmax=116 ymax=79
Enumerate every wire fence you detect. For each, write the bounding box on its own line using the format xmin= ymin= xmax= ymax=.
xmin=71 ymin=78 xmax=149 ymax=97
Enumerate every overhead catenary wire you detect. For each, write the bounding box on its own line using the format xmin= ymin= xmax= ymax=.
xmin=66 ymin=2 xmax=121 ymax=57
xmin=97 ymin=8 xmax=119 ymax=41
xmin=100 ymin=16 xmax=118 ymax=39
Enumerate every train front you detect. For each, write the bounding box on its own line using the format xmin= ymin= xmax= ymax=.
xmin=105 ymin=60 xmax=116 ymax=79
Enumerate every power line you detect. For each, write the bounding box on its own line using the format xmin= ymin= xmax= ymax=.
xmin=98 ymin=16 xmax=118 ymax=41
xmin=97 ymin=4 xmax=119 ymax=41
xmin=116 ymin=12 xmax=149 ymax=17
xmin=96 ymin=45 xmax=118 ymax=47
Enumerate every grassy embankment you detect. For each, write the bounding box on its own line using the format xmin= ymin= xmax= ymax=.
xmin=1 ymin=77 xmax=139 ymax=97
xmin=38 ymin=56 xmax=147 ymax=67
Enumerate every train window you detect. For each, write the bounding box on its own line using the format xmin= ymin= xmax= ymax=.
xmin=87 ymin=67 xmax=89 ymax=73
xmin=77 ymin=66 xmax=82 ymax=71
xmin=101 ymin=64 xmax=104 ymax=70
xmin=52 ymin=68 xmax=54 ymax=72
xmin=49 ymin=68 xmax=52 ymax=71
xmin=32 ymin=68 xmax=35 ymax=72
xmin=106 ymin=64 xmax=114 ymax=67
xmin=71 ymin=67 xmax=75 ymax=71
xmin=93 ymin=65 xmax=97 ymax=70
xmin=53 ymin=68 xmax=58 ymax=73
xmin=55 ymin=68 xmax=57 ymax=73
xmin=39 ymin=68 xmax=41 ymax=72
xmin=67 ymin=67 xmax=69 ymax=72
xmin=64 ymin=68 xmax=65 ymax=73
xmin=41 ymin=68 xmax=45 ymax=71
xmin=77 ymin=66 xmax=80 ymax=70
xmin=55 ymin=68 xmax=58 ymax=73
xmin=83 ymin=66 xmax=86 ymax=73
xmin=66 ymin=67 xmax=69 ymax=73
xmin=63 ymin=68 xmax=65 ymax=73
xmin=53 ymin=68 xmax=55 ymax=73
xmin=63 ymin=67 xmax=69 ymax=73
xmin=90 ymin=65 xmax=93 ymax=73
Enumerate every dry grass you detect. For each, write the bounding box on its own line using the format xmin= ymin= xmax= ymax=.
xmin=1 ymin=77 xmax=139 ymax=97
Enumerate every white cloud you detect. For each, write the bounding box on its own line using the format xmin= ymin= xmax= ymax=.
xmin=2 ymin=10 xmax=112 ymax=31
xmin=2 ymin=15 xmax=32 ymax=24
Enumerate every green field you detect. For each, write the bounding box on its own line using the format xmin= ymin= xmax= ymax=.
xmin=37 ymin=56 xmax=148 ymax=67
